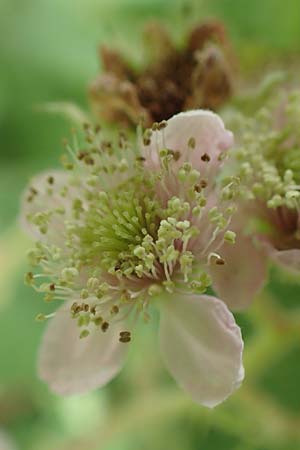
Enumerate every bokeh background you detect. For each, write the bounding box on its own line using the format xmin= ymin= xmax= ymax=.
xmin=1 ymin=0 xmax=300 ymax=449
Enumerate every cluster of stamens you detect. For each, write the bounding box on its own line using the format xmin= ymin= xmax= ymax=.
xmin=25 ymin=120 xmax=238 ymax=343
xmin=233 ymin=90 xmax=300 ymax=212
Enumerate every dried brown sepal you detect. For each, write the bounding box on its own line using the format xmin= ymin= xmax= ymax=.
xmin=89 ymin=20 xmax=235 ymax=127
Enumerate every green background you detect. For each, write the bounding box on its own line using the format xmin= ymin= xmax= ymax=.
xmin=1 ymin=0 xmax=300 ymax=448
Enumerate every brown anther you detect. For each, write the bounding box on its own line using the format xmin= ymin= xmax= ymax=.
xmin=173 ymin=150 xmax=181 ymax=161
xmin=111 ymin=305 xmax=119 ymax=315
xmin=94 ymin=124 xmax=101 ymax=133
xmin=84 ymin=155 xmax=95 ymax=165
xmin=194 ymin=184 xmax=201 ymax=193
xmin=77 ymin=151 xmax=87 ymax=160
xmin=90 ymin=306 xmax=96 ymax=315
xmin=143 ymin=138 xmax=151 ymax=146
xmin=136 ymin=156 xmax=146 ymax=162
xmin=84 ymin=303 xmax=89 ymax=312
xmin=152 ymin=122 xmax=159 ymax=131
xmin=158 ymin=120 xmax=167 ymax=130
xmin=168 ymin=149 xmax=181 ymax=161
xmin=101 ymin=140 xmax=112 ymax=151
xmin=49 ymin=283 xmax=55 ymax=291
xmin=216 ymin=258 xmax=225 ymax=265
xmin=101 ymin=321 xmax=109 ymax=332
xmin=119 ymin=331 xmax=131 ymax=343
xmin=47 ymin=176 xmax=54 ymax=185
xmin=30 ymin=187 xmax=38 ymax=195
xmin=200 ymin=179 xmax=208 ymax=188
xmin=201 ymin=153 xmax=210 ymax=162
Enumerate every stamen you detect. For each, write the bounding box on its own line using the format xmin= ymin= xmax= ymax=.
xmin=119 ymin=331 xmax=131 ymax=343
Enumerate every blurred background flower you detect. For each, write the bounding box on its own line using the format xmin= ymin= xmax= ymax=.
xmin=1 ymin=0 xmax=300 ymax=449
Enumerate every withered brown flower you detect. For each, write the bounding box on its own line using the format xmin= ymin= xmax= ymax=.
xmin=89 ymin=21 xmax=235 ymax=127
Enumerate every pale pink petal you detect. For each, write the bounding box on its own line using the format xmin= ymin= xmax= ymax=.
xmin=144 ymin=110 xmax=233 ymax=173
xmin=272 ymin=248 xmax=300 ymax=273
xmin=0 ymin=430 xmax=17 ymax=450
xmin=210 ymin=235 xmax=268 ymax=310
xmin=38 ymin=304 xmax=127 ymax=395
xmin=159 ymin=294 xmax=244 ymax=408
xmin=20 ymin=170 xmax=69 ymax=241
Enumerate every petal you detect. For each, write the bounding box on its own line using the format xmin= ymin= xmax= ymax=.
xmin=159 ymin=294 xmax=244 ymax=408
xmin=144 ymin=109 xmax=233 ymax=172
xmin=0 ymin=430 xmax=16 ymax=450
xmin=272 ymin=248 xmax=300 ymax=273
xmin=210 ymin=235 xmax=268 ymax=310
xmin=38 ymin=304 xmax=127 ymax=395
xmin=20 ymin=170 xmax=69 ymax=241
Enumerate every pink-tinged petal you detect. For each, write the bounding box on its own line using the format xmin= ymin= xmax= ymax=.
xmin=159 ymin=294 xmax=244 ymax=408
xmin=0 ymin=430 xmax=16 ymax=450
xmin=272 ymin=249 xmax=300 ymax=273
xmin=38 ymin=304 xmax=127 ymax=395
xmin=20 ymin=170 xmax=69 ymax=241
xmin=144 ymin=110 xmax=233 ymax=172
xmin=210 ymin=235 xmax=268 ymax=310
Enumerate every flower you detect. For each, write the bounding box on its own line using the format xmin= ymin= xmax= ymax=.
xmin=21 ymin=110 xmax=252 ymax=407
xmin=230 ymin=89 xmax=300 ymax=274
xmin=89 ymin=21 xmax=234 ymax=127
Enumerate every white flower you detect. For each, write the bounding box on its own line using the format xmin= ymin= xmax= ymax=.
xmin=21 ymin=111 xmax=250 ymax=407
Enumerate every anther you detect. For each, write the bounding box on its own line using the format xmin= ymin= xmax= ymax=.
xmin=84 ymin=155 xmax=95 ymax=165
xmin=101 ymin=321 xmax=109 ymax=332
xmin=136 ymin=156 xmax=146 ymax=162
xmin=80 ymin=329 xmax=90 ymax=339
xmin=119 ymin=331 xmax=131 ymax=343
xmin=188 ymin=137 xmax=196 ymax=149
xmin=201 ymin=153 xmax=211 ymax=162
xmin=94 ymin=317 xmax=103 ymax=326
xmin=77 ymin=151 xmax=87 ymax=160
xmin=158 ymin=120 xmax=167 ymax=130
xmin=168 ymin=150 xmax=181 ymax=161
xmin=111 ymin=305 xmax=119 ymax=315
xmin=24 ymin=272 xmax=34 ymax=285
xmin=71 ymin=302 xmax=78 ymax=313
xmin=49 ymin=283 xmax=55 ymax=291
xmin=216 ymin=258 xmax=225 ymax=265
xmin=47 ymin=176 xmax=54 ymax=185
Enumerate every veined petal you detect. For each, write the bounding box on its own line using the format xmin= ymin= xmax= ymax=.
xmin=144 ymin=109 xmax=233 ymax=172
xmin=38 ymin=304 xmax=127 ymax=395
xmin=210 ymin=236 xmax=268 ymax=310
xmin=159 ymin=294 xmax=244 ymax=408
